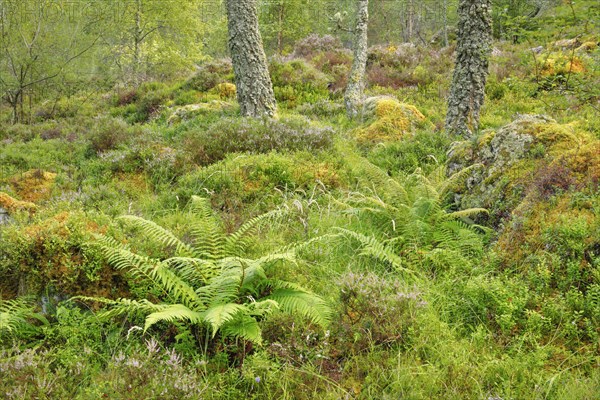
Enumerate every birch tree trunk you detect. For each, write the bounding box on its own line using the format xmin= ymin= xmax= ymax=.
xmin=445 ymin=0 xmax=492 ymax=136
xmin=226 ymin=0 xmax=276 ymax=118
xmin=344 ymin=0 xmax=369 ymax=119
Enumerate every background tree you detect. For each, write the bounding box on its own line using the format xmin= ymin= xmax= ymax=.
xmin=344 ymin=0 xmax=369 ymax=118
xmin=95 ymin=0 xmax=205 ymax=85
xmin=0 ymin=0 xmax=98 ymax=123
xmin=225 ymin=0 xmax=276 ymax=117
xmin=445 ymin=0 xmax=492 ymax=136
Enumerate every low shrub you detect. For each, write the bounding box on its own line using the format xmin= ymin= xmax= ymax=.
xmin=88 ymin=117 xmax=131 ymax=154
xmin=183 ymin=116 xmax=335 ymax=165
xmin=183 ymin=59 xmax=234 ymax=92
xmin=293 ymin=34 xmax=343 ymax=59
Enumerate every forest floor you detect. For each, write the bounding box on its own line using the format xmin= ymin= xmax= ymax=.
xmin=0 ymin=2 xmax=599 ymax=399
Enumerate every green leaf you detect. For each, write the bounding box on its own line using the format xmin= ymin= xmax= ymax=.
xmin=144 ymin=304 xmax=203 ymax=332
xmin=202 ymin=303 xmax=246 ymax=336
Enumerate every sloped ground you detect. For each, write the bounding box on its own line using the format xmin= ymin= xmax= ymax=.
xmin=0 ymin=3 xmax=599 ymax=398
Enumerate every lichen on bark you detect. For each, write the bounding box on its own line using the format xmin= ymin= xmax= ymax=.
xmin=445 ymin=0 xmax=492 ymax=136
xmin=226 ymin=0 xmax=276 ymax=118
xmin=344 ymin=0 xmax=369 ymax=119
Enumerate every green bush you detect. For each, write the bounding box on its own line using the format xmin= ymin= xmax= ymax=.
xmin=183 ymin=59 xmax=234 ymax=92
xmin=183 ymin=115 xmax=335 ymax=165
xmin=80 ymin=197 xmax=331 ymax=348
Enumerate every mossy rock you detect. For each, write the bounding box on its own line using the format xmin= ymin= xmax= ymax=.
xmin=448 ymin=114 xmax=599 ymax=225
xmin=211 ymin=82 xmax=236 ymax=99
xmin=576 ymin=41 xmax=598 ymax=53
xmin=356 ymin=96 xmax=429 ymax=144
xmin=540 ymin=53 xmax=586 ymax=76
xmin=167 ymin=101 xmax=234 ymax=125
xmin=10 ymin=169 xmax=57 ymax=203
xmin=0 ymin=211 xmax=128 ymax=299
xmin=0 ymin=192 xmax=37 ymax=214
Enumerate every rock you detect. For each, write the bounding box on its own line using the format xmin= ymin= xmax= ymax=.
xmin=552 ymin=38 xmax=581 ymax=50
xmin=576 ymin=41 xmax=598 ymax=53
xmin=167 ymin=101 xmax=233 ymax=125
xmin=447 ymin=114 xmax=599 ymax=224
xmin=530 ymin=45 xmax=544 ymax=54
xmin=356 ymin=96 xmax=429 ymax=143
xmin=0 ymin=207 xmax=10 ymax=225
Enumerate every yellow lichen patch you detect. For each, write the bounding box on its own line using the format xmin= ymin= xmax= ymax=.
xmin=477 ymin=130 xmax=496 ymax=149
xmin=496 ymin=195 xmax=596 ymax=267
xmin=576 ymin=41 xmax=598 ymax=53
xmin=10 ymin=169 xmax=57 ymax=203
xmin=540 ymin=54 xmax=586 ymax=76
xmin=0 ymin=192 xmax=37 ymax=213
xmin=356 ymin=98 xmax=427 ymax=144
xmin=212 ymin=82 xmax=237 ymax=99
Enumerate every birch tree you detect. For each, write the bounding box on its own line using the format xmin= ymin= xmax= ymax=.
xmin=226 ymin=0 xmax=276 ymax=117
xmin=445 ymin=0 xmax=492 ymax=136
xmin=344 ymin=0 xmax=369 ymax=118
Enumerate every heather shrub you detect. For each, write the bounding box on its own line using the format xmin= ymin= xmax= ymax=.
xmin=296 ymin=99 xmax=345 ymax=118
xmin=183 ymin=116 xmax=335 ymax=165
xmin=183 ymin=59 xmax=234 ymax=92
xmin=335 ymin=272 xmax=425 ymax=354
xmin=270 ymin=58 xmax=329 ymax=90
xmin=293 ymin=34 xmax=343 ymax=58
xmin=270 ymin=58 xmax=330 ymax=106
xmin=87 ymin=117 xmax=131 ymax=154
xmin=367 ymin=43 xmax=420 ymax=68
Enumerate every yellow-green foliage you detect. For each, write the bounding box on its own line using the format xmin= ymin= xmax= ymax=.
xmin=0 ymin=192 xmax=37 ymax=214
xmin=10 ymin=169 xmax=56 ymax=203
xmin=540 ymin=53 xmax=586 ymax=76
xmin=0 ymin=211 xmax=124 ymax=299
xmin=211 ymin=82 xmax=237 ymax=99
xmin=519 ymin=121 xmax=599 ymax=183
xmin=576 ymin=41 xmax=598 ymax=53
xmin=356 ymin=98 xmax=428 ymax=144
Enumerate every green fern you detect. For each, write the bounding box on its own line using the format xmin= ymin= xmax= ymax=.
xmin=82 ymin=197 xmax=331 ymax=345
xmin=0 ymin=298 xmax=48 ymax=341
xmin=337 ymin=156 xmax=488 ymax=273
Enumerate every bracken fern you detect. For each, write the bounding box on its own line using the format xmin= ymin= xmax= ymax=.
xmin=336 ymin=153 xmax=489 ymax=275
xmin=78 ymin=196 xmax=331 ymax=345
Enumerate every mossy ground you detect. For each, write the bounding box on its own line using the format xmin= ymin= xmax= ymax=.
xmin=0 ymin=2 xmax=599 ymax=398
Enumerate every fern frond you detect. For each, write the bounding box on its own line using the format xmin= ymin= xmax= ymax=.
xmin=221 ymin=314 xmax=262 ymax=344
xmin=74 ymin=297 xmax=165 ymax=320
xmin=188 ymin=196 xmax=226 ymax=260
xmin=437 ymin=163 xmax=483 ymax=199
xmin=144 ymin=304 xmax=204 ymax=332
xmin=0 ymin=298 xmax=32 ymax=334
xmin=118 ymin=215 xmax=195 ymax=257
xmin=225 ymin=209 xmax=281 ymax=257
xmin=163 ymin=257 xmax=219 ymax=286
xmin=267 ymin=283 xmax=332 ymax=329
xmin=202 ymin=303 xmax=247 ymax=336
xmin=334 ymin=228 xmax=418 ymax=277
xmin=149 ymin=262 xmax=204 ymax=309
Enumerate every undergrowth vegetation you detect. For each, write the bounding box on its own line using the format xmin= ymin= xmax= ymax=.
xmin=0 ymin=1 xmax=599 ymax=398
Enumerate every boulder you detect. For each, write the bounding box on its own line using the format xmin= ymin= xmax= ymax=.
xmin=356 ymin=96 xmax=429 ymax=143
xmin=447 ymin=114 xmax=599 ymax=224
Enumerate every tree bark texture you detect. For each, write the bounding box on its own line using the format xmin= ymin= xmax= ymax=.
xmin=445 ymin=0 xmax=492 ymax=136
xmin=344 ymin=0 xmax=369 ymax=119
xmin=226 ymin=0 xmax=276 ymax=118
